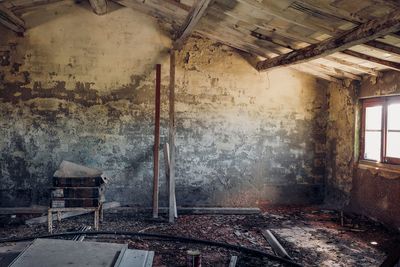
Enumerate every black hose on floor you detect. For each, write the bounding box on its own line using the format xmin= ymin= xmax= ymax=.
xmin=0 ymin=230 xmax=302 ymax=266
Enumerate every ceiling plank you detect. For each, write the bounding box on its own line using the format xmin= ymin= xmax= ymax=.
xmin=290 ymin=64 xmax=341 ymax=83
xmin=342 ymin=50 xmax=400 ymax=71
xmin=88 ymin=0 xmax=107 ymax=15
xmin=325 ymin=55 xmax=379 ymax=76
xmin=164 ymin=0 xmax=191 ymax=11
xmin=0 ymin=3 xmax=24 ymax=32
xmin=256 ymin=9 xmax=400 ymax=71
xmin=173 ymin=0 xmax=212 ymax=49
xmin=364 ymin=40 xmax=400 ymax=56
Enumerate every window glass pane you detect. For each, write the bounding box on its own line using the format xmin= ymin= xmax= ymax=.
xmin=365 ymin=106 xmax=382 ymax=130
xmin=387 ymin=103 xmax=400 ymax=130
xmin=386 ymin=132 xmax=400 ymax=158
xmin=364 ymin=131 xmax=381 ymax=161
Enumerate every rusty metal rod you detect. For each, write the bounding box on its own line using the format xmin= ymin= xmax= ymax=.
xmin=152 ymin=64 xmax=161 ymax=219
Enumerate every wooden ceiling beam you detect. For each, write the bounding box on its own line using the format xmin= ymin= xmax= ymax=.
xmin=88 ymin=0 xmax=107 ymax=15
xmin=364 ymin=40 xmax=400 ymax=56
xmin=342 ymin=50 xmax=400 ymax=71
xmin=0 ymin=4 xmax=24 ymax=32
xmin=256 ymin=9 xmax=400 ymax=71
xmin=173 ymin=0 xmax=212 ymax=50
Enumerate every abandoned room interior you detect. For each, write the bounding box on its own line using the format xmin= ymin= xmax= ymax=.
xmin=1 ymin=0 xmax=400 ymax=266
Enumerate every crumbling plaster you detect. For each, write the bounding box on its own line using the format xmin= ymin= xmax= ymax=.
xmin=0 ymin=2 xmax=328 ymax=207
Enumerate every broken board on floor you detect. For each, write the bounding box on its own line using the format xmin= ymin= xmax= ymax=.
xmin=8 ymin=238 xmax=154 ymax=267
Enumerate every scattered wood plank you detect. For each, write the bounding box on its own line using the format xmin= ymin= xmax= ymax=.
xmin=168 ymin=49 xmax=177 ymax=223
xmin=0 ymin=4 xmax=25 ymax=33
xmin=229 ymin=255 xmax=238 ymax=267
xmin=178 ymin=207 xmax=260 ymax=215
xmin=256 ymin=9 xmax=400 ymax=71
xmin=88 ymin=0 xmax=107 ymax=15
xmin=0 ymin=206 xmax=47 ymax=215
xmin=163 ymin=143 xmax=177 ymax=218
xmin=173 ymin=0 xmax=212 ymax=49
xmin=342 ymin=50 xmax=400 ymax=71
xmin=261 ymin=230 xmax=292 ymax=260
xmin=107 ymin=207 xmax=261 ymax=215
xmin=25 ymin=201 xmax=120 ymax=225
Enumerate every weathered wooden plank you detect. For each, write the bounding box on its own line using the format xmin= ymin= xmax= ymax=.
xmin=235 ymin=0 xmax=344 ymax=36
xmin=113 ymin=0 xmax=187 ymax=27
xmin=256 ymin=9 xmax=400 ymax=71
xmin=261 ymin=230 xmax=292 ymax=260
xmin=364 ymin=40 xmax=400 ymax=56
xmin=88 ymin=0 xmax=107 ymax=15
xmin=25 ymin=201 xmax=120 ymax=225
xmin=325 ymin=55 xmax=379 ymax=76
xmin=290 ymin=64 xmax=341 ymax=83
xmin=196 ymin=29 xmax=273 ymax=58
xmin=342 ymin=50 xmax=400 ymax=71
xmin=174 ymin=0 xmax=212 ymax=49
xmin=0 ymin=206 xmax=47 ymax=214
xmin=0 ymin=4 xmax=24 ymax=32
xmin=168 ymin=49 xmax=176 ymax=223
xmin=229 ymin=256 xmax=238 ymax=267
xmin=309 ymin=61 xmax=362 ymax=80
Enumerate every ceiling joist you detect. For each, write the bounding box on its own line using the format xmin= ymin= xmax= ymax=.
xmin=173 ymin=0 xmax=212 ymax=50
xmin=0 ymin=3 xmax=24 ymax=33
xmin=88 ymin=0 xmax=107 ymax=15
xmin=364 ymin=40 xmax=400 ymax=56
xmin=256 ymin=9 xmax=400 ymax=71
xmin=342 ymin=50 xmax=400 ymax=71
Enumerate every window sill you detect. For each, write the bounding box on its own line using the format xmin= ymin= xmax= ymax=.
xmin=358 ymin=160 xmax=400 ymax=179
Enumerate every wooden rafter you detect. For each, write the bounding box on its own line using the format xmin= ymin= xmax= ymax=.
xmin=173 ymin=0 xmax=212 ymax=50
xmin=342 ymin=50 xmax=400 ymax=71
xmin=364 ymin=40 xmax=400 ymax=56
xmin=0 ymin=4 xmax=24 ymax=32
xmin=256 ymin=9 xmax=400 ymax=71
xmin=88 ymin=0 xmax=107 ymax=15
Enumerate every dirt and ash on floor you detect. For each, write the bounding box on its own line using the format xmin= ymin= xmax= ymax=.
xmin=0 ymin=206 xmax=398 ymax=267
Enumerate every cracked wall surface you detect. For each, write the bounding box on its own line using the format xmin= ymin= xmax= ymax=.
xmin=325 ymin=81 xmax=358 ymax=207
xmin=0 ymin=2 xmax=328 ymax=207
xmin=352 ymin=71 xmax=400 ymax=229
xmin=326 ymin=71 xmax=400 ymax=229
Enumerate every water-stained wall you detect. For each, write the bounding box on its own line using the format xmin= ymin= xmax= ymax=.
xmin=325 ymin=81 xmax=358 ymax=206
xmin=326 ymin=71 xmax=400 ymax=229
xmin=353 ymin=71 xmax=400 ymax=229
xmin=0 ymin=1 xmax=328 ymax=207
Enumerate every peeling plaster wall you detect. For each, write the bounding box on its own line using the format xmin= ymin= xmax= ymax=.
xmin=352 ymin=71 xmax=400 ymax=229
xmin=325 ymin=82 xmax=358 ymax=206
xmin=326 ymin=70 xmax=400 ymax=229
xmin=0 ymin=2 xmax=328 ymax=207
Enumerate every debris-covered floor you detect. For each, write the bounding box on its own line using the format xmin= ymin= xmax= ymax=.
xmin=0 ymin=206 xmax=398 ymax=266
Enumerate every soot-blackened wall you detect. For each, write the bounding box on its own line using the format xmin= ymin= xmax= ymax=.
xmin=0 ymin=2 xmax=328 ymax=207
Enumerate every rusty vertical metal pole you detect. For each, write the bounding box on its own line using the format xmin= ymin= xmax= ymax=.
xmin=169 ymin=50 xmax=176 ymax=223
xmin=152 ymin=64 xmax=161 ymax=219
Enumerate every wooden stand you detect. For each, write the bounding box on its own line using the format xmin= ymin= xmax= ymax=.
xmin=47 ymin=205 xmax=103 ymax=233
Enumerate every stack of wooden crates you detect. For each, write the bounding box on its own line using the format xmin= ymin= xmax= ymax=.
xmin=48 ymin=161 xmax=106 ymax=233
